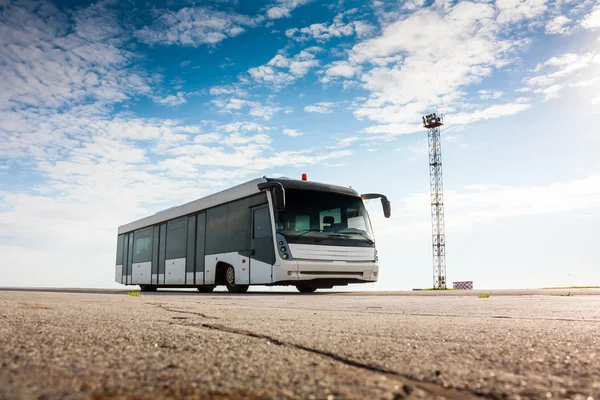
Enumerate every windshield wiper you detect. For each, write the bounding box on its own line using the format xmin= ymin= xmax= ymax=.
xmin=332 ymin=229 xmax=375 ymax=244
xmin=293 ymin=229 xmax=323 ymax=238
xmin=315 ymin=233 xmax=374 ymax=245
xmin=349 ymin=231 xmax=375 ymax=245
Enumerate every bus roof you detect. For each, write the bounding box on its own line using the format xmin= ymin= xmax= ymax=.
xmin=117 ymin=178 xmax=266 ymax=235
xmin=266 ymin=177 xmax=360 ymax=197
xmin=117 ymin=177 xmax=361 ymax=235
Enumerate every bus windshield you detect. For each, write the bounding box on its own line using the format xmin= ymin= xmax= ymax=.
xmin=275 ymin=189 xmax=374 ymax=246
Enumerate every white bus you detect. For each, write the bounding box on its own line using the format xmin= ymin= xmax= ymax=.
xmin=115 ymin=176 xmax=391 ymax=293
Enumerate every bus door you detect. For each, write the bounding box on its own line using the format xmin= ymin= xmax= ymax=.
xmin=250 ymin=205 xmax=275 ymax=284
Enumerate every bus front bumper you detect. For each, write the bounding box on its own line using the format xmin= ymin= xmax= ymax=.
xmin=273 ymin=260 xmax=378 ymax=284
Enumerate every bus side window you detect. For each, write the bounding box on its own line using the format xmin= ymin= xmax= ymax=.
xmin=166 ymin=218 xmax=187 ymax=260
xmin=253 ymin=208 xmax=271 ymax=239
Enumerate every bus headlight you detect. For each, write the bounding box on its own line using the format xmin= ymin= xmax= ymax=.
xmin=276 ymin=233 xmax=293 ymax=261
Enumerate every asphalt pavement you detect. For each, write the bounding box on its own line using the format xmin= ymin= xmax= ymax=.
xmin=1 ymin=288 xmax=598 ymax=400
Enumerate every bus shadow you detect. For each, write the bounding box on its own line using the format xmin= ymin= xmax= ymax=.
xmin=0 ymin=287 xmax=345 ymax=296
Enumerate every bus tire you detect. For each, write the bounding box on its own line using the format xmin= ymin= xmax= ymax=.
xmin=296 ymin=284 xmax=317 ymax=293
xmin=225 ymin=265 xmax=249 ymax=293
xmin=197 ymin=285 xmax=216 ymax=293
xmin=139 ymin=285 xmax=157 ymax=292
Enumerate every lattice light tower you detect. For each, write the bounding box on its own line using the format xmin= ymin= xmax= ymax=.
xmin=422 ymin=113 xmax=446 ymax=290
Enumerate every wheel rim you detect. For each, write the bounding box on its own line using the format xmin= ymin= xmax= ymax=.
xmin=226 ymin=267 xmax=235 ymax=285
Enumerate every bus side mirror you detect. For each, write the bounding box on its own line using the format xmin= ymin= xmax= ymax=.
xmin=272 ymin=186 xmax=285 ymax=211
xmin=361 ymin=193 xmax=391 ymax=218
xmin=258 ymin=182 xmax=286 ymax=211
xmin=381 ymin=197 xmax=391 ymax=218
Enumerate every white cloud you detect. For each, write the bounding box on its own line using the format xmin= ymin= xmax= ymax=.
xmin=1 ymin=114 xmax=210 ymax=223
xmin=356 ymin=102 xmax=531 ymax=139
xmin=247 ymin=65 xmax=297 ymax=87
xmin=449 ymin=103 xmax=532 ymax=125
xmin=571 ymin=77 xmax=600 ymax=87
xmin=526 ymin=51 xmax=599 ymax=99
xmin=327 ymin=63 xmax=359 ymax=77
xmin=283 ymin=128 xmax=304 ymax=137
xmin=320 ymin=61 xmax=362 ymax=84
xmin=361 ymin=123 xmax=427 ymax=136
xmin=248 ymin=47 xmax=322 ymax=88
xmin=545 ymin=15 xmax=572 ymax=35
xmin=152 ymin=92 xmax=187 ymax=106
xmin=304 ymin=102 xmax=337 ymax=113
xmin=403 ymin=0 xmax=426 ymax=10
xmin=219 ymin=122 xmax=272 ymax=133
xmin=391 ymin=173 xmax=600 ymax=236
xmin=581 ymin=3 xmax=600 ymax=30
xmin=211 ymin=98 xmax=281 ymax=120
xmin=266 ymin=0 xmax=313 ymax=19
xmin=477 ymin=90 xmax=504 ymax=100
xmin=285 ymin=11 xmax=376 ymax=43
xmin=496 ymin=0 xmax=548 ymax=24
xmin=0 ymin=1 xmax=150 ymax=112
xmin=533 ymin=84 xmax=565 ymax=100
xmin=194 ymin=133 xmax=222 ymax=143
xmin=342 ymin=1 xmax=532 ymax=137
xmin=209 ymin=85 xmax=249 ymax=97
xmin=535 ymin=52 xmax=594 ymax=73
xmin=134 ymin=7 xmax=262 ymax=47
xmin=249 ymin=104 xmax=281 ymax=120
xmin=156 ymin=143 xmax=352 ymax=173
xmin=337 ymin=136 xmax=361 ymax=147
xmin=220 ymin=133 xmax=271 ymax=147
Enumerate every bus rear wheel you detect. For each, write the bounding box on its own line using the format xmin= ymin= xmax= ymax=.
xmin=197 ymin=285 xmax=215 ymax=293
xmin=139 ymin=285 xmax=157 ymax=292
xmin=225 ymin=265 xmax=249 ymax=293
xmin=296 ymin=284 xmax=317 ymax=293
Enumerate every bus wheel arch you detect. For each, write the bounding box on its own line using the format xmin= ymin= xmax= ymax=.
xmin=216 ymin=262 xmax=248 ymax=293
xmin=215 ymin=261 xmax=231 ymax=285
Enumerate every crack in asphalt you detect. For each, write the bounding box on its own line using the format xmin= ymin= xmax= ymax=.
xmin=156 ymin=305 xmax=485 ymax=400
xmin=149 ymin=303 xmax=219 ymax=320
xmin=202 ymin=323 xmax=485 ymax=400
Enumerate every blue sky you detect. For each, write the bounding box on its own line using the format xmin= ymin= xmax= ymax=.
xmin=1 ymin=0 xmax=599 ymax=290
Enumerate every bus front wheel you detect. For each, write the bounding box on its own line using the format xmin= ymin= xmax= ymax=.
xmin=296 ymin=284 xmax=317 ymax=293
xmin=225 ymin=265 xmax=249 ymax=293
